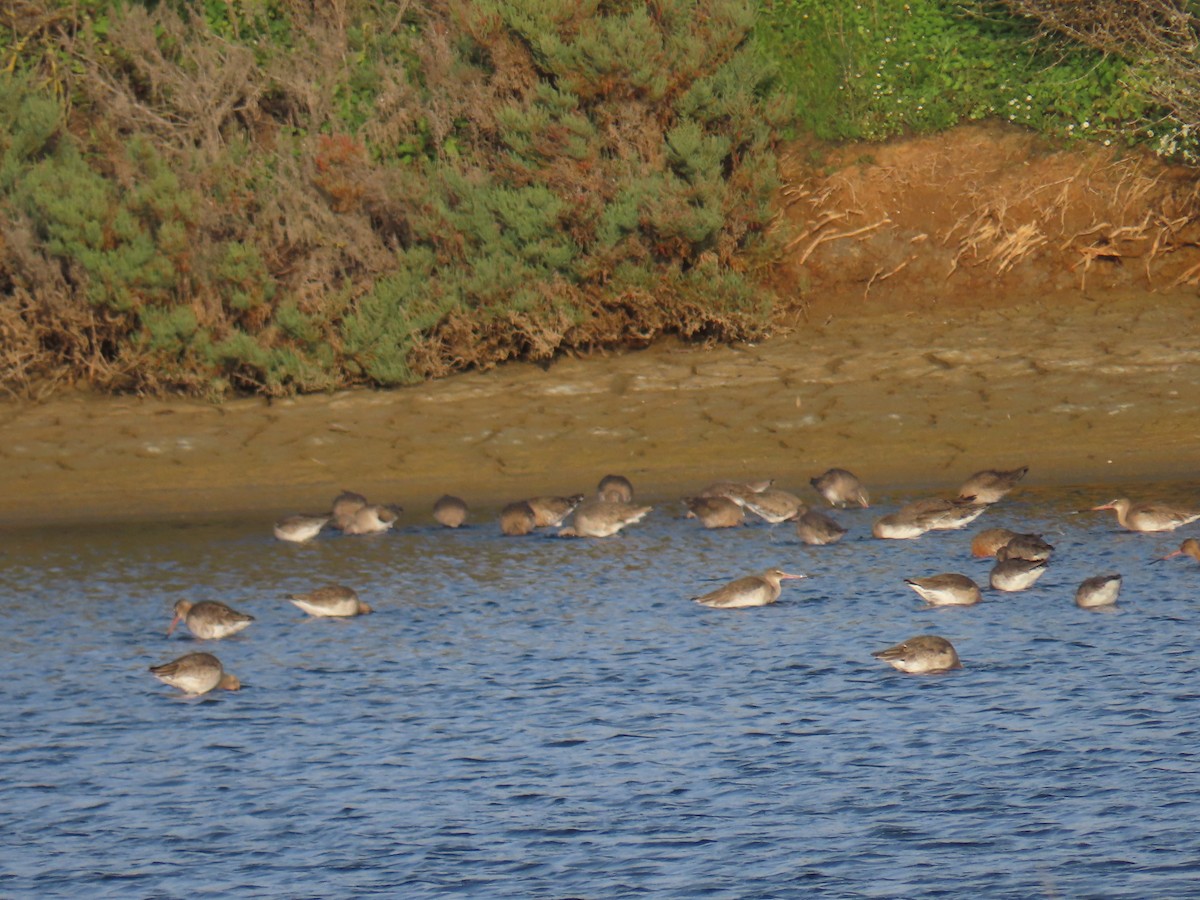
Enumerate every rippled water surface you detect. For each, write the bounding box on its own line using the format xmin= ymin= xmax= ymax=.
xmin=3 ymin=484 xmax=1200 ymax=898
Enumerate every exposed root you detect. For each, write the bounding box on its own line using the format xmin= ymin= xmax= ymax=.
xmin=865 ymin=255 xmax=916 ymax=296
xmin=795 ymin=217 xmax=892 ymax=266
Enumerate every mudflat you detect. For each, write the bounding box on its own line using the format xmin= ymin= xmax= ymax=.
xmin=2 ymin=287 xmax=1197 ymax=526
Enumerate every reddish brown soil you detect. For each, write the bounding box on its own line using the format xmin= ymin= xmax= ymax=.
xmin=773 ymin=121 xmax=1200 ymax=315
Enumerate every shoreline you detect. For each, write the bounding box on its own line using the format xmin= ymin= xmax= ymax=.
xmin=2 ymin=289 xmax=1198 ymax=527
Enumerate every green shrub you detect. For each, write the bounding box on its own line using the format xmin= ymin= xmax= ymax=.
xmin=0 ymin=83 xmax=64 ymax=192
xmin=339 ymin=248 xmax=458 ymax=385
xmin=3 ymin=1 xmax=784 ymax=395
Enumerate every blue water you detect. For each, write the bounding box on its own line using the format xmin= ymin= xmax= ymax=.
xmin=3 ymin=483 xmax=1200 ymax=898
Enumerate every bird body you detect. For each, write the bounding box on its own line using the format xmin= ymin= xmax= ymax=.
xmin=330 ymin=490 xmax=369 ymax=524
xmin=340 ymin=504 xmax=399 ymax=535
xmin=560 ymin=500 xmax=652 ymax=537
xmin=433 ymin=495 xmax=469 ymax=528
xmin=795 ymin=509 xmax=847 ymax=545
xmin=740 ymin=488 xmax=807 ymax=524
xmin=500 ymin=501 xmax=537 ymax=536
xmin=693 ymin=568 xmax=806 ymax=609
xmin=920 ymin=501 xmax=989 ymax=532
xmin=149 ymin=652 xmax=240 ymax=695
xmin=873 ymin=497 xmax=985 ymax=539
xmin=810 ymin=468 xmax=870 ymax=508
xmin=996 ymin=534 xmax=1055 ymax=562
xmin=990 ymin=558 xmax=1048 ymax=592
xmin=872 ymin=512 xmax=930 ymax=540
xmin=287 ymin=585 xmax=372 ymax=617
xmin=527 ymin=495 xmax=585 ymax=528
xmin=597 ymin=474 xmax=634 ymax=503
xmin=873 ymin=635 xmax=961 ymax=674
xmin=1075 ymin=574 xmax=1122 ymax=609
xmin=971 ymin=528 xmax=1018 ymax=558
xmin=273 ymin=514 xmax=329 ymax=543
xmin=958 ymin=466 xmax=1028 ymax=504
xmin=904 ymin=573 xmax=982 ymax=607
xmin=683 ymin=495 xmax=745 ymax=529
xmin=167 ymin=599 xmax=255 ymax=640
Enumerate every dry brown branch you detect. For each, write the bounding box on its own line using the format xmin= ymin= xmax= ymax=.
xmin=782 ymin=209 xmax=851 ymax=251
xmin=796 ymin=218 xmax=892 ymax=267
xmin=864 ymin=255 xmax=915 ymax=296
xmin=988 ymin=222 xmax=1047 ymax=273
xmin=1171 ymin=259 xmax=1200 ymax=286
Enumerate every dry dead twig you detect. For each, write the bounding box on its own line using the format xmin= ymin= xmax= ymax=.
xmin=795 ymin=218 xmax=892 ymax=267
xmin=865 ymin=255 xmax=916 ymax=296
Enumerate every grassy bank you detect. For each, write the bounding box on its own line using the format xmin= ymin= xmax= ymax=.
xmin=1 ymin=1 xmax=1191 ymax=398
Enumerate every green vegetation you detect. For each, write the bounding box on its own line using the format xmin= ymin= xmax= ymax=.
xmin=755 ymin=0 xmax=1167 ymax=149
xmin=0 ymin=1 xmax=1195 ymax=397
xmin=0 ymin=1 xmax=785 ymax=395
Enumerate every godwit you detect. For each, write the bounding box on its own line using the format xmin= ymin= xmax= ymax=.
xmin=872 ymin=497 xmax=985 ymax=539
xmin=872 ymin=635 xmax=962 ymax=674
xmin=499 ymin=501 xmax=537 ymax=536
xmin=1075 ymin=574 xmax=1122 ymax=609
xmin=273 ymin=513 xmax=329 ymax=543
xmin=1092 ymin=498 xmax=1200 ymax=533
xmin=597 ymin=474 xmax=635 ymax=503
xmin=872 ymin=512 xmax=930 ymax=540
xmin=996 ymin=534 xmax=1054 ymax=562
xmin=919 ymin=501 xmax=989 ymax=532
xmin=340 ymin=504 xmax=399 ymax=535
xmin=149 ymin=652 xmax=240 ymax=695
xmin=903 ymin=574 xmax=982 ymax=607
xmin=795 ymin=509 xmax=847 ymax=545
xmin=809 ymin=468 xmax=870 ymax=508
xmin=957 ymin=466 xmax=1028 ymax=504
xmin=989 ymin=558 xmax=1047 ymax=592
xmin=970 ymin=528 xmax=1018 ymax=558
xmin=167 ymin=600 xmax=255 ymax=640
xmin=692 ymin=567 xmax=806 ymax=609
xmin=683 ymin=496 xmax=745 ymax=529
xmin=433 ymin=495 xmax=469 ymax=528
xmin=739 ymin=488 xmax=807 ymax=524
xmin=330 ymin=490 xmax=369 ymax=529
xmin=559 ymin=500 xmax=652 ymax=538
xmin=527 ymin=495 xmax=585 ymax=528
xmin=286 ymin=585 xmax=372 ymax=617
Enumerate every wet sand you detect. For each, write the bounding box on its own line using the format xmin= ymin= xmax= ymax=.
xmin=2 ymin=289 xmax=1198 ymax=526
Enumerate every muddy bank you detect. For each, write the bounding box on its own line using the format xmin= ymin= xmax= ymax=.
xmin=2 ymin=287 xmax=1198 ymax=527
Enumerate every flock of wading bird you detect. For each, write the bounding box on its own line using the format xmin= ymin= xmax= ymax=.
xmin=149 ymin=466 xmax=1200 ymax=695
